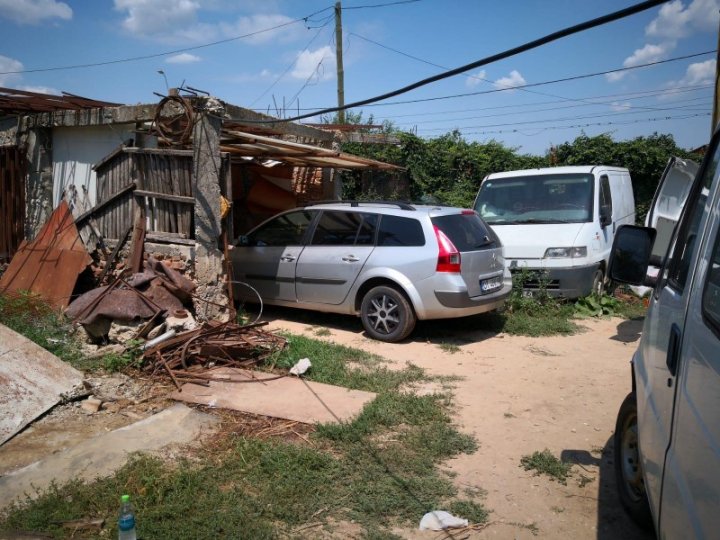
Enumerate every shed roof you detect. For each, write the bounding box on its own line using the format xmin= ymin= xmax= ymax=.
xmin=0 ymin=87 xmax=119 ymax=114
xmin=220 ymin=129 xmax=401 ymax=170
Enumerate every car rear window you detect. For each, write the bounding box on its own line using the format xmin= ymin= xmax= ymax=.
xmin=431 ymin=213 xmax=498 ymax=252
xmin=377 ymin=215 xmax=425 ymax=246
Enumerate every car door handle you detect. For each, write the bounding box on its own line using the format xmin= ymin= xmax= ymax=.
xmin=280 ymin=255 xmax=296 ymax=262
xmin=342 ymin=255 xmax=360 ymax=262
xmin=666 ymin=323 xmax=682 ymax=377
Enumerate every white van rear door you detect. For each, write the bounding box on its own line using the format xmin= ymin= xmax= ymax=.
xmin=658 ymin=157 xmax=720 ymax=538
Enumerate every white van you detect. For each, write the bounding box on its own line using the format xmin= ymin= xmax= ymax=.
xmin=608 ymin=136 xmax=720 ymax=537
xmin=473 ymin=166 xmax=635 ymax=297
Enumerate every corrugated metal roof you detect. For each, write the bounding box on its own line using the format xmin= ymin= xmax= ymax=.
xmin=0 ymin=87 xmax=119 ymax=114
xmin=220 ymin=129 xmax=402 ymax=170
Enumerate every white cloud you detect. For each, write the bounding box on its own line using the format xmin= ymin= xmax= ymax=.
xmin=114 ymin=0 xmax=301 ymax=45
xmin=665 ymin=59 xmax=716 ymax=89
xmin=494 ymin=70 xmax=526 ymax=91
xmin=166 ymin=53 xmax=201 ymax=64
xmin=646 ymin=0 xmax=719 ymax=39
xmin=0 ymin=0 xmax=71 ymax=25
xmin=115 ymin=0 xmax=199 ymax=35
xmin=219 ymin=14 xmax=299 ymax=45
xmin=291 ymin=46 xmax=335 ymax=81
xmin=606 ymin=42 xmax=674 ymax=82
xmin=0 ymin=55 xmax=23 ymax=86
xmin=465 ymin=69 xmax=487 ymax=88
xmin=610 ymin=101 xmax=632 ymax=112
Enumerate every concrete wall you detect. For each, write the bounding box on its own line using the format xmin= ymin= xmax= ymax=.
xmin=51 ymin=124 xmax=135 ymax=208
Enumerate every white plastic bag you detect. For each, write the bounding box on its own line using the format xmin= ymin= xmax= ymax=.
xmin=289 ymin=357 xmax=312 ymax=376
xmin=418 ymin=510 xmax=468 ymax=531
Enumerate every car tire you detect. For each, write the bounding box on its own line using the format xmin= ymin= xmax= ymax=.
xmin=592 ymin=268 xmax=605 ymax=296
xmin=360 ymin=285 xmax=416 ymax=342
xmin=614 ymin=393 xmax=654 ymax=530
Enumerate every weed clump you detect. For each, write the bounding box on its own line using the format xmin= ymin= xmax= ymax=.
xmin=520 ymin=449 xmax=573 ymax=484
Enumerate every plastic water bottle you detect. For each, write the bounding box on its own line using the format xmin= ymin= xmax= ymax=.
xmin=118 ymin=494 xmax=137 ymax=540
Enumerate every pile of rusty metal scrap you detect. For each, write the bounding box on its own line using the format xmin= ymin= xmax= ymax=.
xmin=66 ymin=256 xmax=197 ymax=342
xmin=142 ymin=321 xmax=287 ymax=389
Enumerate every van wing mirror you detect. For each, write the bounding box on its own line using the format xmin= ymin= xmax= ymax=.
xmin=608 ymin=225 xmax=657 ymax=285
xmin=599 ymin=204 xmax=612 ymax=228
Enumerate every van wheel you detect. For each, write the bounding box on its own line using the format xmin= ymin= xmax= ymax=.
xmin=614 ymin=393 xmax=653 ymax=530
xmin=360 ymin=286 xmax=415 ymax=342
xmin=592 ymin=268 xmax=605 ymax=296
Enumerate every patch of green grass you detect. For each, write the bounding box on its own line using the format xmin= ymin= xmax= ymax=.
xmin=438 ymin=342 xmax=460 ymax=354
xmin=1 ymin=335 xmax=485 ymax=538
xmin=447 ymin=500 xmax=489 ymax=524
xmin=267 ymin=333 xmax=427 ymax=394
xmin=520 ymin=450 xmax=573 ymax=485
xmin=0 ymin=292 xmax=93 ymax=370
xmin=314 ymin=327 xmax=332 ymax=337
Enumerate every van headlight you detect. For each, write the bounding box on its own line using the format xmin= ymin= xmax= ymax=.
xmin=544 ymin=246 xmax=587 ymax=258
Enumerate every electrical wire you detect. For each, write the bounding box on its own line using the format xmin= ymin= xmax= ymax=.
xmin=361 ymin=84 xmax=713 ymax=119
xmin=244 ymin=0 xmax=671 ymax=123
xmin=249 ymin=14 xmax=334 ymax=107
xmin=397 ymin=95 xmax=712 ymax=127
xmin=414 ymin=102 xmax=712 ymax=132
xmin=0 ymin=6 xmax=335 ymax=75
xmin=343 ymin=0 xmax=421 ymax=9
xmin=459 ymin=112 xmax=710 ymax=136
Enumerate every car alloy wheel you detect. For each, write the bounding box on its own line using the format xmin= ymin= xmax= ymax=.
xmin=360 ymin=285 xmax=415 ymax=342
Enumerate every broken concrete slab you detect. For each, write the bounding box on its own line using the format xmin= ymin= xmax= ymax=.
xmin=0 ymin=403 xmax=217 ymax=509
xmin=171 ymin=367 xmax=376 ymax=424
xmin=0 ymin=324 xmax=84 ymax=446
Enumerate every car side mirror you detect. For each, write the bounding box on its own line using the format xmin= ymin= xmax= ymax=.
xmin=599 ymin=205 xmax=612 ymax=228
xmin=236 ymin=235 xmax=250 ymax=246
xmin=608 ymin=225 xmax=657 ymax=285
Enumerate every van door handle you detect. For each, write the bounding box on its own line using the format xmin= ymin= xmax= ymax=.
xmin=342 ymin=255 xmax=360 ymax=262
xmin=666 ymin=323 xmax=681 ymax=377
xmin=280 ymin=255 xmax=296 ymax=262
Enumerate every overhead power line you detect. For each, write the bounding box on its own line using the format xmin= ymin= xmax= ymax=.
xmin=344 ymin=0 xmax=421 ymax=9
xmin=459 ymin=112 xmax=710 ymax=136
xmin=368 ymin=84 xmax=713 ymax=119
xmin=251 ymin=0 xmax=670 ymax=123
xmin=415 ymin=102 xmax=712 ymax=132
xmin=342 ymin=50 xmax=716 ymax=109
xmin=0 ymin=6 xmax=334 ymax=75
xmin=400 ymin=95 xmax=712 ymax=128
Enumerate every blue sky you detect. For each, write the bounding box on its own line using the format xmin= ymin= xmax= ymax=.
xmin=0 ymin=0 xmax=717 ymax=155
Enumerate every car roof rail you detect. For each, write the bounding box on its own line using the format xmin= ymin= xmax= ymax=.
xmin=305 ymin=199 xmax=416 ymax=211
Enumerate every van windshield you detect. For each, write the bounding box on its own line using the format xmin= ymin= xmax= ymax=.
xmin=474 ymin=173 xmax=594 ymax=225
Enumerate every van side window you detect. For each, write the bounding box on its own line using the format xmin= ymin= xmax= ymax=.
xmin=666 ymin=144 xmax=720 ymax=291
xmin=703 ymin=228 xmax=720 ymax=330
xmin=600 ymin=175 xmax=612 ymax=219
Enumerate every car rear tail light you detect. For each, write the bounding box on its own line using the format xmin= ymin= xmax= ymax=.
xmin=461 ymin=209 xmax=476 ymax=215
xmin=434 ymin=225 xmax=461 ymax=273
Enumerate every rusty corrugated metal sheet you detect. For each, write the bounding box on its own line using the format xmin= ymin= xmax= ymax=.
xmin=0 ymin=201 xmax=91 ymax=308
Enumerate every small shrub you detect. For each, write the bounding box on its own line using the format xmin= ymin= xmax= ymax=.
xmin=574 ymin=293 xmax=620 ymax=317
xmin=520 ymin=449 xmax=572 ymax=484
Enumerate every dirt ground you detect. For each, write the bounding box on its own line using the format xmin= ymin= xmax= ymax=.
xmin=1 ymin=307 xmax=653 ymax=540
xmin=262 ymin=306 xmax=653 ymax=540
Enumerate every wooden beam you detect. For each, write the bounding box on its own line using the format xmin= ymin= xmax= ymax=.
xmin=134 ymin=189 xmax=194 ymax=205
xmin=223 ymin=104 xmax=334 ymax=142
xmin=74 ymin=182 xmax=136 ymax=225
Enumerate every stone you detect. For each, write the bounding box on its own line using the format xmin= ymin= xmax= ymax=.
xmin=81 ymin=396 xmax=102 ymax=414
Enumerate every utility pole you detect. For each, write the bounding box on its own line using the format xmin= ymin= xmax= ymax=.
xmin=712 ymin=14 xmax=720 ymax=134
xmin=335 ymin=1 xmax=345 ymax=124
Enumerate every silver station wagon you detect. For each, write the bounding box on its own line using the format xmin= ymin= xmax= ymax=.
xmin=231 ymin=201 xmax=511 ymax=342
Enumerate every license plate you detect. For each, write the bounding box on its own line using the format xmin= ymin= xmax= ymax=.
xmin=480 ymin=276 xmax=503 ymax=294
